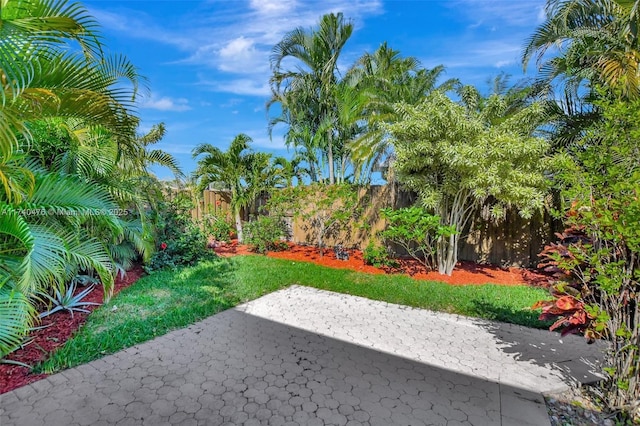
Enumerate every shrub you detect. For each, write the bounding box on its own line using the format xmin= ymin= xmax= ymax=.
xmin=201 ymin=213 xmax=233 ymax=243
xmin=38 ymin=281 xmax=99 ymax=319
xmin=535 ymin=95 xmax=639 ymax=421
xmin=379 ymin=207 xmax=454 ymax=271
xmin=244 ymin=216 xmax=289 ymax=254
xmin=363 ymin=241 xmax=397 ymax=268
xmin=145 ymin=197 xmax=215 ymax=273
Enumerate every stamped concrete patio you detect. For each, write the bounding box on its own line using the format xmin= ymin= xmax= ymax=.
xmin=1 ymin=286 xmax=603 ymax=426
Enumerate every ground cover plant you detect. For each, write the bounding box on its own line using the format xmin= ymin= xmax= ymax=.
xmin=37 ymin=255 xmax=550 ymax=374
xmin=362 ymin=240 xmax=397 ymax=268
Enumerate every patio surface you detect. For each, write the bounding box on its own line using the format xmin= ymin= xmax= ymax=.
xmin=0 ymin=285 xmax=603 ymax=426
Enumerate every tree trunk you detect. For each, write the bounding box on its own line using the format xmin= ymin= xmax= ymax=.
xmin=436 ymin=191 xmax=472 ymax=276
xmin=445 ymin=233 xmax=457 ymax=275
xmin=327 ymin=131 xmax=335 ymax=185
xmin=317 ymin=220 xmax=325 ymax=257
xmin=437 ymin=229 xmax=457 ymax=276
xmin=309 ymin=162 xmax=318 ymax=183
xmin=234 ymin=206 xmax=243 ymax=243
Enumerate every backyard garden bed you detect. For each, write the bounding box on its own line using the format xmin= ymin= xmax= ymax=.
xmin=0 ymin=265 xmax=145 ymax=394
xmin=215 ymin=240 xmax=552 ymax=287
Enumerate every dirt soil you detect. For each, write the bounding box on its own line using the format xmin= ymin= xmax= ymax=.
xmin=0 ymin=265 xmax=144 ymax=395
xmin=214 ymin=240 xmax=553 ymax=287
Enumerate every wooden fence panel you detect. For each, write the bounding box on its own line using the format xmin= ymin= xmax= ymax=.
xmin=176 ymin=185 xmax=556 ymax=267
xmin=286 ymin=185 xmax=556 ymax=268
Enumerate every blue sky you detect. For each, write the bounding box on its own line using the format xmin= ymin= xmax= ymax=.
xmin=84 ymin=0 xmax=546 ymax=179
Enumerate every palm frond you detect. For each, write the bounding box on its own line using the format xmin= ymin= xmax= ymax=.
xmin=0 ymin=288 xmax=35 ymax=358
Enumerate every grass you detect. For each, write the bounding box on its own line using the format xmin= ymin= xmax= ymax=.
xmin=37 ymin=255 xmax=551 ymax=373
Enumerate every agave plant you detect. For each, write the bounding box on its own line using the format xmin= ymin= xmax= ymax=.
xmin=39 ymin=281 xmax=100 ymax=319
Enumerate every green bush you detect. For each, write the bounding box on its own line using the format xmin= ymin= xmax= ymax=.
xmin=244 ymin=216 xmax=289 ymax=254
xmin=201 ymin=213 xmax=233 ymax=243
xmin=535 ymin=95 xmax=640 ymax=421
xmin=379 ymin=207 xmax=454 ymax=271
xmin=363 ymin=241 xmax=397 ymax=268
xmin=145 ymin=196 xmax=215 ymax=273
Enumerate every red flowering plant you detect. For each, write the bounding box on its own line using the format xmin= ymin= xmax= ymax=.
xmin=533 ymin=93 xmax=640 ymax=421
xmin=534 ymin=184 xmax=640 ymax=419
xmin=145 ymin=194 xmax=215 ymax=273
xmin=534 ymin=227 xmax=608 ymax=341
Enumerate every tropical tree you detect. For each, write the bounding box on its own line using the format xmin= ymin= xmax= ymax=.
xmin=193 ymin=134 xmax=273 ymax=242
xmin=1 ymin=0 xmax=141 ymax=202
xmin=521 ymin=0 xmax=640 ymax=151
xmin=269 ymin=12 xmax=354 ymax=185
xmin=0 ymin=0 xmax=145 ymax=360
xmin=346 ymin=43 xmax=458 ymax=179
xmin=523 ymin=0 xmax=640 ymax=99
xmin=48 ymin=120 xmax=181 ymax=268
xmin=272 ymin=155 xmax=308 ymax=187
xmin=387 ymin=91 xmax=552 ymax=275
xmin=535 ymin=95 xmax=640 ymax=422
xmin=0 ymin=172 xmax=122 ymax=357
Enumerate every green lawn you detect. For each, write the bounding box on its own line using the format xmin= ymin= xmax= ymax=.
xmin=37 ymin=255 xmax=551 ymax=373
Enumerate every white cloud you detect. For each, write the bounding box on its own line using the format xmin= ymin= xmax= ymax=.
xmin=89 ymin=8 xmax=192 ymax=49
xmin=249 ymin=0 xmax=297 ymax=16
xmin=495 ymin=59 xmax=514 ymax=68
xmin=247 ymin=135 xmax=287 ymax=150
xmin=422 ymin=40 xmax=521 ymax=71
xmin=92 ymin=1 xmax=383 ymax=97
xmin=217 ymin=37 xmax=268 ymax=73
xmin=140 ymin=95 xmax=191 ymax=111
xmin=199 ymin=78 xmax=271 ymax=96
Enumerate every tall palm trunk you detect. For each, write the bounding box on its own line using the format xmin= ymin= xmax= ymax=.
xmin=327 ymin=130 xmax=335 ymax=184
xmin=234 ymin=205 xmax=244 ymax=243
xmin=310 ymin=165 xmax=318 ymax=182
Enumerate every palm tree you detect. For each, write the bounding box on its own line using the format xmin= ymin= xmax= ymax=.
xmin=346 ymin=43 xmax=458 ymax=179
xmin=269 ymin=13 xmax=354 ymax=185
xmin=0 ymin=171 xmax=122 ymax=357
xmin=0 ymin=0 xmax=144 ymax=359
xmin=193 ymin=134 xmax=271 ymax=242
xmin=523 ymin=0 xmax=640 ymax=99
xmin=48 ymin=119 xmax=182 ymax=268
xmin=1 ymin=0 xmax=141 ymax=202
xmin=272 ymin=155 xmax=309 ymax=187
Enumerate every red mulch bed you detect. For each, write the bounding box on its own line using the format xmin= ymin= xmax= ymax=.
xmin=214 ymin=240 xmax=553 ymax=287
xmin=0 ymin=265 xmax=145 ymax=395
